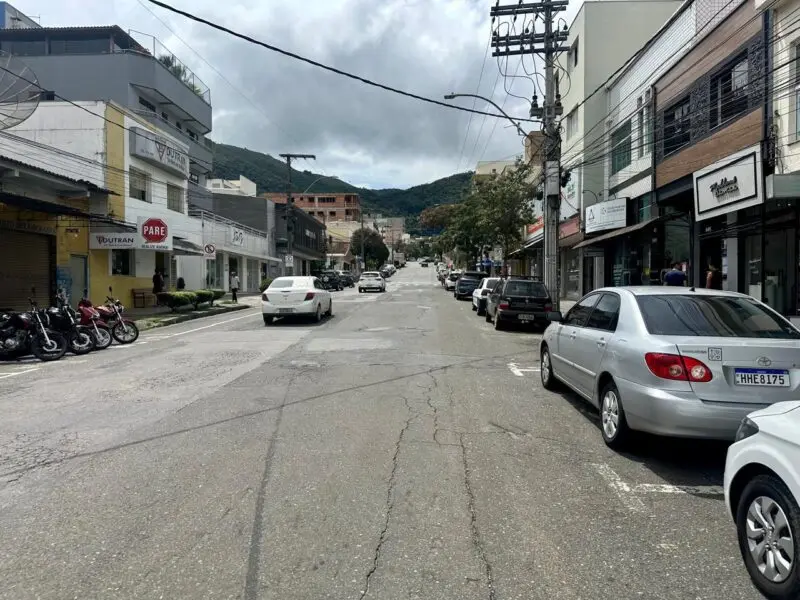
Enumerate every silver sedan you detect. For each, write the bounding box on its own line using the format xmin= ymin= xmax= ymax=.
xmin=539 ymin=287 xmax=800 ymax=449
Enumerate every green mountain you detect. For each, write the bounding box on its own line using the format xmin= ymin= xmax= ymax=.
xmin=210 ymin=142 xmax=472 ymax=217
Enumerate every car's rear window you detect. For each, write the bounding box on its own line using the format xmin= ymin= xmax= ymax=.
xmin=485 ymin=278 xmax=499 ymax=288
xmin=636 ymin=294 xmax=800 ymax=339
xmin=448 ymin=273 xmax=460 ymax=281
xmin=269 ymin=279 xmax=303 ymax=289
xmin=461 ymin=272 xmax=484 ymax=280
xmin=362 ymin=272 xmax=380 ymax=278
xmin=504 ymin=281 xmax=549 ymax=297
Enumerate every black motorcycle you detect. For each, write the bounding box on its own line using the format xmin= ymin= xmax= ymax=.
xmin=0 ymin=300 xmax=69 ymax=362
xmin=46 ymin=290 xmax=95 ymax=355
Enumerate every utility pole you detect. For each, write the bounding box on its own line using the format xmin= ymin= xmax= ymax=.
xmin=491 ymin=0 xmax=567 ymax=311
xmin=279 ymin=153 xmax=316 ymax=275
xmin=360 ymin=208 xmax=366 ymax=272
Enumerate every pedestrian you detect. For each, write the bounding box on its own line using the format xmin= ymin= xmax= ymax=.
xmin=230 ymin=271 xmax=240 ymax=303
xmin=663 ymin=262 xmax=687 ymax=287
xmin=705 ymin=261 xmax=723 ymax=290
xmin=152 ymin=268 xmax=164 ymax=294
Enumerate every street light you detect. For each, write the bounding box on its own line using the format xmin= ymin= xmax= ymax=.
xmin=301 ymin=174 xmax=339 ymax=195
xmin=444 ymin=93 xmax=529 ymax=138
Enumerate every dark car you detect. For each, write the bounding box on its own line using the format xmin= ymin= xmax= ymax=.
xmin=420 ymin=261 xmax=429 ymax=267
xmin=318 ymin=271 xmax=343 ymax=291
xmin=485 ymin=277 xmax=552 ymax=331
xmin=337 ymin=272 xmax=355 ymax=287
xmin=454 ymin=271 xmax=486 ymax=300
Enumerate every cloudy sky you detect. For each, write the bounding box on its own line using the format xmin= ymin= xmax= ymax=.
xmin=15 ymin=0 xmax=582 ymax=189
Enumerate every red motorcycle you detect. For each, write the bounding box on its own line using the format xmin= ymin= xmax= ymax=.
xmin=76 ymin=291 xmax=113 ymax=350
xmin=77 ymin=287 xmax=139 ymax=344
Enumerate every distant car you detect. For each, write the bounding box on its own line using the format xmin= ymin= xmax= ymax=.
xmin=358 ymin=271 xmax=386 ymax=293
xmin=540 ymin=287 xmax=800 ymax=449
xmin=472 ymin=277 xmax=500 ymax=315
xmin=261 ymin=276 xmax=332 ymax=325
xmin=445 ymin=271 xmax=460 ymax=291
xmin=485 ymin=278 xmax=552 ymax=331
xmin=420 ymin=261 xmax=429 ymax=267
xmin=725 ymin=402 xmax=800 ymax=600
xmin=454 ymin=271 xmax=486 ymax=300
xmin=336 ymin=271 xmax=355 ymax=287
xmin=318 ymin=270 xmax=343 ymax=291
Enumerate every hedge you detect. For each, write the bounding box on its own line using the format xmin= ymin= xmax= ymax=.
xmin=259 ymin=278 xmax=274 ymax=293
xmin=156 ymin=289 xmax=225 ymax=312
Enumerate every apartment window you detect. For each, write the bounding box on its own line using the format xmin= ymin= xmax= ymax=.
xmin=111 ymin=250 xmax=133 ymax=276
xmin=129 ymin=168 xmax=150 ymax=202
xmin=161 ymin=111 xmax=169 ymax=122
xmin=644 ymin=89 xmax=652 ymax=153
xmin=138 ymin=97 xmax=156 ymax=112
xmin=167 ymin=184 xmax=185 ymax=213
xmin=0 ymin=39 xmax=46 ymax=55
xmin=663 ymin=97 xmax=691 ymax=156
xmin=572 ymin=39 xmax=579 ymax=68
xmin=49 ymin=37 xmax=110 ymax=55
xmin=565 ymin=110 xmax=577 ymax=139
xmin=710 ymin=54 xmax=749 ymax=128
xmin=40 ymin=90 xmax=55 ymax=101
xmin=637 ymin=97 xmax=644 ymax=158
xmin=611 ymin=120 xmax=632 ymax=175
xmin=329 ymin=211 xmax=336 ymax=217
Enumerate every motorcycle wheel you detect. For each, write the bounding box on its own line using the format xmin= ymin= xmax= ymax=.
xmin=91 ymin=324 xmax=113 ymax=350
xmin=112 ymin=320 xmax=139 ymax=344
xmin=31 ymin=331 xmax=68 ymax=362
xmin=69 ymin=327 xmax=96 ymax=355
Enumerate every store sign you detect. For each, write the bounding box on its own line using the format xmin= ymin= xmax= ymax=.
xmin=585 ymin=198 xmax=626 ymax=233
xmin=284 ymin=254 xmax=294 ymax=267
xmin=231 ymin=228 xmax=245 ymax=247
xmin=525 ymin=216 xmax=544 ymax=240
xmin=129 ymin=127 xmax=190 ymax=177
xmin=90 ymin=232 xmax=137 ymax=249
xmin=694 ymin=146 xmax=762 ymax=221
xmin=204 ymin=243 xmax=216 ymax=259
xmin=559 ymin=216 xmax=580 ymax=239
xmin=137 ymin=216 xmax=173 ymax=251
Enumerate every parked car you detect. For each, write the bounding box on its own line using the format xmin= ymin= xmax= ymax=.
xmin=337 ymin=271 xmax=355 ymax=287
xmin=725 ymin=402 xmax=800 ymax=599
xmin=261 ymin=276 xmax=333 ymax=325
xmin=485 ymin=277 xmax=552 ymax=331
xmin=472 ymin=277 xmax=500 ymax=315
xmin=420 ymin=261 xmax=429 ymax=267
xmin=318 ymin=270 xmax=343 ymax=291
xmin=540 ymin=287 xmax=800 ymax=449
xmin=358 ymin=271 xmax=386 ymax=293
xmin=454 ymin=271 xmax=486 ymax=300
xmin=444 ymin=271 xmax=461 ymax=291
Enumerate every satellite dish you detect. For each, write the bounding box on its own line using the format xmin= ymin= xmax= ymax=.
xmin=0 ymin=51 xmax=40 ymax=130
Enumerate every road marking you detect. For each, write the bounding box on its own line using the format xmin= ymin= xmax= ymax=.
xmin=592 ymin=464 xmax=647 ymax=513
xmin=632 ymin=483 xmax=724 ymax=496
xmin=416 ymin=305 xmax=431 ymax=309
xmin=508 ymin=363 xmax=541 ymax=377
xmin=0 ymin=367 xmax=40 ymax=379
xmin=163 ymin=311 xmax=257 ymax=338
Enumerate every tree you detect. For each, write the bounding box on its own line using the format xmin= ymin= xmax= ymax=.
xmin=350 ymin=228 xmax=389 ymax=269
xmin=419 ymin=203 xmax=459 ymax=231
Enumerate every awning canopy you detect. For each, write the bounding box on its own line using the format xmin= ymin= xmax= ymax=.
xmin=572 ymin=216 xmax=662 ymax=249
xmin=173 ymin=237 xmax=205 ymax=256
xmin=0 ymin=191 xmax=127 ymax=227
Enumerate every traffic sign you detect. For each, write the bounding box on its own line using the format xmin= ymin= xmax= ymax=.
xmin=141 ymin=218 xmax=168 ymax=244
xmin=203 ymin=243 xmax=216 ymax=259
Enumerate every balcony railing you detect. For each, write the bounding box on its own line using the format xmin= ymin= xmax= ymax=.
xmin=127 ymin=30 xmax=211 ymax=104
xmin=133 ymin=108 xmax=210 ymax=153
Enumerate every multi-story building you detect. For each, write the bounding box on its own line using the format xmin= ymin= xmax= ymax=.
xmin=0 ymin=17 xmax=213 ymax=195
xmin=0 ymin=1 xmax=38 ymax=29
xmin=261 ymin=191 xmax=362 ymax=223
xmin=556 ymin=0 xmax=684 ymax=298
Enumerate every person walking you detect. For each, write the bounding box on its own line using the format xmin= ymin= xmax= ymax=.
xmin=230 ymin=272 xmax=240 ymax=304
xmin=664 ymin=263 xmax=687 ymax=287
xmin=705 ymin=261 xmax=723 ymax=290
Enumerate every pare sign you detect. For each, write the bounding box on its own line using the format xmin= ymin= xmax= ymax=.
xmin=137 ymin=216 xmax=173 ymax=250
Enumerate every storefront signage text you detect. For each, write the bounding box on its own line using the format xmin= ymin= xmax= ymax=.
xmin=129 ymin=127 xmax=190 ymax=177
xmin=559 ymin=216 xmax=580 ymax=238
xmin=694 ymin=147 xmax=762 ymax=222
xmin=137 ymin=216 xmax=173 ymax=251
xmin=585 ymin=198 xmax=626 ymax=234
xmin=90 ymin=233 xmax=137 ymax=249
xmin=526 ymin=216 xmax=544 ymax=240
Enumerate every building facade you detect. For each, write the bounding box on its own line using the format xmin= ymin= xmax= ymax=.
xmin=262 ymin=191 xmax=362 ymax=223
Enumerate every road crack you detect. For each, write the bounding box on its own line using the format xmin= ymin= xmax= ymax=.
xmin=459 ymin=432 xmax=495 ymax=600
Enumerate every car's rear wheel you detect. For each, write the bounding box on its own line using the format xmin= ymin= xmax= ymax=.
xmin=599 ymin=380 xmax=631 ymax=450
xmin=540 ymin=346 xmax=558 ymax=390
xmin=736 ymin=474 xmax=800 ymax=600
xmin=359 ymin=288 xmax=364 ymax=293
xmin=493 ymin=312 xmax=504 ymax=330
xmin=263 ymin=315 xmax=273 ymax=326
xmin=477 ymin=301 xmax=486 ymax=316
xmin=314 ymin=304 xmax=322 ymax=323
xmin=326 ymin=300 xmax=333 ymax=317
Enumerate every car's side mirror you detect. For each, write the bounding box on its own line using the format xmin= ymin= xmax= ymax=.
xmin=546 ymin=311 xmax=564 ymax=323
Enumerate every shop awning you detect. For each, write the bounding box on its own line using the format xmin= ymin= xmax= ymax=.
xmin=0 ymin=191 xmax=120 ymax=223
xmin=572 ymin=216 xmax=662 ymax=249
xmin=559 ymin=231 xmax=584 ymax=248
xmin=173 ymin=237 xmax=205 ymax=256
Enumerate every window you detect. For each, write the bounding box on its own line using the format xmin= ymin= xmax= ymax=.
xmin=710 ymin=54 xmax=749 ymax=128
xmin=637 ymin=295 xmax=800 ymax=339
xmin=637 ymin=97 xmax=645 ymax=158
xmin=610 ymin=120 xmax=632 ymax=175
xmin=167 ymin=184 xmax=184 ymax=213
xmin=567 ymin=38 xmax=579 ymax=71
xmin=565 ymin=294 xmax=600 ymax=326
xmin=663 ymin=97 xmax=691 ymax=156
xmin=503 ymin=280 xmax=549 ymax=297
xmin=111 ymin=250 xmax=133 ymax=276
xmin=565 ymin=110 xmax=577 ymax=139
xmin=40 ymin=91 xmax=55 ymax=101
xmin=161 ymin=111 xmax=169 ymax=122
xmin=0 ymin=39 xmax=46 ymax=55
xmin=129 ymin=168 xmax=149 ymax=202
xmin=585 ymin=293 xmax=621 ymax=331
xmin=644 ymin=89 xmax=652 ymax=152
xmin=138 ymin=97 xmax=156 ymax=112
xmin=49 ymin=37 xmax=110 ymax=55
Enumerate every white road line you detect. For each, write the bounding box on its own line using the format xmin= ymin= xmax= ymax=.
xmin=162 ymin=311 xmax=257 ymax=338
xmin=592 ymin=464 xmax=647 ymax=513
xmin=0 ymin=367 xmax=40 ymax=379
xmin=508 ymin=363 xmax=541 ymax=377
xmin=632 ymin=483 xmax=724 ymax=496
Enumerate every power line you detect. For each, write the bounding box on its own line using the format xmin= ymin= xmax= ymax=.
xmin=455 ymin=33 xmax=493 ymax=173
xmin=143 ymin=0 xmax=540 ymax=124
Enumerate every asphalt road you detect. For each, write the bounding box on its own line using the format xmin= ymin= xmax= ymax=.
xmin=0 ymin=264 xmax=762 ymax=600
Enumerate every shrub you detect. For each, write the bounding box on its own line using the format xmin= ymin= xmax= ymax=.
xmin=156 ymin=291 xmax=197 ymax=312
xmin=260 ymin=278 xmax=274 ymax=292
xmin=211 ymin=289 xmax=226 ymax=300
xmin=194 ymin=289 xmax=215 ymax=308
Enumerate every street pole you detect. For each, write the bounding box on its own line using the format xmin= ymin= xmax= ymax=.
xmin=279 ymin=153 xmax=316 ymax=275
xmin=491 ymin=0 xmax=567 ymax=311
xmin=360 ymin=209 xmax=366 ymax=272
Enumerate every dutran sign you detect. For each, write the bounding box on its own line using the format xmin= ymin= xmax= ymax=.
xmin=129 ymin=127 xmax=189 ymax=177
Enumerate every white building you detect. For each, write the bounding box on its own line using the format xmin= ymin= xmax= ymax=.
xmin=556 ymin=0 xmax=684 ymax=297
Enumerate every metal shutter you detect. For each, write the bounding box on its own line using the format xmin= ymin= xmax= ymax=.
xmin=0 ymin=230 xmax=53 ymax=311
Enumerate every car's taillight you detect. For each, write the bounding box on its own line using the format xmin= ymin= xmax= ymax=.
xmin=261 ymin=293 xmax=268 ymax=301
xmin=304 ymin=292 xmax=315 ymax=301
xmin=544 ymin=303 xmax=553 ymax=312
xmin=645 ymin=353 xmax=713 ymax=383
xmin=498 ymin=302 xmax=510 ymax=310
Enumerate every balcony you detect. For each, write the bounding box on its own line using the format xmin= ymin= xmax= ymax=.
xmin=133 ymin=108 xmax=213 ymax=174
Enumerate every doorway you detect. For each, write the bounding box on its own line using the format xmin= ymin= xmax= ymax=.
xmin=69 ymin=255 xmax=87 ymax=305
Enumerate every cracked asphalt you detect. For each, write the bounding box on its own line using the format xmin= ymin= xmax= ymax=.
xmin=0 ymin=264 xmax=763 ymax=599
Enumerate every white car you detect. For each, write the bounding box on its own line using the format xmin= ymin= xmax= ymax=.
xmin=444 ymin=271 xmax=460 ymax=291
xmin=472 ymin=277 xmax=500 ymax=316
xmin=358 ymin=272 xmax=386 ymax=293
xmin=724 ymin=402 xmax=800 ymax=599
xmin=261 ymin=276 xmax=332 ymax=325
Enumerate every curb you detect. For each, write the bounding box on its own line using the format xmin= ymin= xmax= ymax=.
xmin=135 ymin=303 xmax=253 ymax=331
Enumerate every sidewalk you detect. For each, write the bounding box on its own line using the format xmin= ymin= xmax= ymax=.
xmin=133 ymin=293 xmax=260 ymax=332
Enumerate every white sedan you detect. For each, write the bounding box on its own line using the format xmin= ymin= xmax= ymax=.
xmin=725 ymin=402 xmax=800 ymax=599
xmin=261 ymin=276 xmax=332 ymax=325
xmin=358 ymin=272 xmax=386 ymax=293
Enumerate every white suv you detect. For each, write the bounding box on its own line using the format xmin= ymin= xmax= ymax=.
xmin=724 ymin=401 xmax=800 ymax=599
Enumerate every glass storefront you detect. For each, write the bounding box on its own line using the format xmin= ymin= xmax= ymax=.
xmin=561 ymin=248 xmax=581 ymax=299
